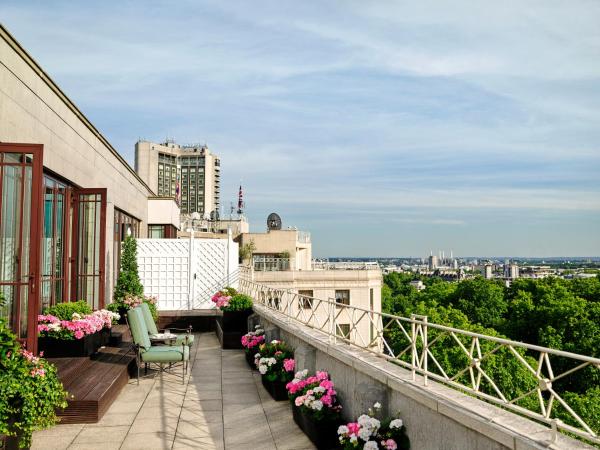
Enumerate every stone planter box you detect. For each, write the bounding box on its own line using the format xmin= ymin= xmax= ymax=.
xmin=261 ymin=376 xmax=289 ymax=401
xmin=292 ymin=405 xmax=340 ymax=450
xmin=38 ymin=331 xmax=102 ymax=357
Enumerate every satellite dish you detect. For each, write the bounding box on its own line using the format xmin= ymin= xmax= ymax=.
xmin=267 ymin=213 xmax=282 ymax=230
xmin=210 ymin=210 xmax=220 ymax=221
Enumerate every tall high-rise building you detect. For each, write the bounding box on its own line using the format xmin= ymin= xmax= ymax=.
xmin=135 ymin=140 xmax=220 ymax=219
xmin=428 ymin=254 xmax=438 ymax=270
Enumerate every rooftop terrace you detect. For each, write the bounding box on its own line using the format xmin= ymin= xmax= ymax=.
xmin=31 ymin=333 xmax=315 ymax=450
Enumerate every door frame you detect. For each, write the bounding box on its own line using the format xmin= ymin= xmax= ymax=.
xmin=0 ymin=143 xmax=44 ymax=353
xmin=70 ymin=188 xmax=107 ymax=309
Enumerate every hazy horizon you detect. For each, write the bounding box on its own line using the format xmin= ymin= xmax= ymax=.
xmin=2 ymin=1 xmax=599 ymax=257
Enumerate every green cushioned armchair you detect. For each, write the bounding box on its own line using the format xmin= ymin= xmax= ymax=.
xmin=126 ymin=307 xmax=189 ymax=384
xmin=139 ymin=302 xmax=194 ymax=347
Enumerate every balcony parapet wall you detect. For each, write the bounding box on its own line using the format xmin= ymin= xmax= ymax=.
xmin=253 ymin=304 xmax=593 ymax=450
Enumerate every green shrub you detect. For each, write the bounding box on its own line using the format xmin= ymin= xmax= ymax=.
xmin=222 ymin=293 xmax=253 ymax=312
xmin=113 ymin=235 xmax=144 ymax=302
xmin=0 ymin=312 xmax=68 ymax=448
xmin=42 ymin=300 xmax=92 ymax=320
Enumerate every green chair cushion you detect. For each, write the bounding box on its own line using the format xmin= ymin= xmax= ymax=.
xmin=139 ymin=302 xmax=159 ymax=335
xmin=127 ymin=307 xmax=151 ymax=350
xmin=175 ymin=334 xmax=194 ymax=346
xmin=140 ymin=345 xmax=189 ymax=363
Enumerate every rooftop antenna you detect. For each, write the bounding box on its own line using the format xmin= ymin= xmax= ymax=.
xmin=237 ymin=184 xmax=245 ymax=216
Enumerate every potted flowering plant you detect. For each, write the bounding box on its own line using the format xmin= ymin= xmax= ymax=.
xmin=337 ymin=403 xmax=409 ymax=450
xmin=255 ymin=340 xmax=295 ymax=401
xmin=107 ymin=294 xmax=158 ymax=325
xmin=37 ymin=301 xmax=120 ymax=357
xmin=241 ymin=325 xmax=265 ymax=368
xmin=286 ymin=370 xmax=343 ymax=449
xmin=0 ymin=298 xmax=68 ymax=449
xmin=213 ymin=288 xmax=253 ymax=349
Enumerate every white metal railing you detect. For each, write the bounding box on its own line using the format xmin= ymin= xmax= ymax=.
xmin=297 ymin=231 xmax=311 ymax=243
xmin=311 ymin=259 xmax=380 ymax=270
xmin=238 ymin=278 xmax=600 ymax=445
xmin=252 ymin=256 xmax=290 ymax=272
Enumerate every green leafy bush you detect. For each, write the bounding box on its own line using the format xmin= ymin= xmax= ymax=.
xmin=42 ymin=300 xmax=92 ymax=320
xmin=0 ymin=311 xmax=68 ymax=448
xmin=222 ymin=293 xmax=253 ymax=312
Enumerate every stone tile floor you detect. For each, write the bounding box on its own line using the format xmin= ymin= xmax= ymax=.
xmin=32 ymin=333 xmax=316 ymax=450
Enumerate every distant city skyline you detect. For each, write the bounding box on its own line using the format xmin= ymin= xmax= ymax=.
xmin=2 ymin=1 xmax=599 ymax=257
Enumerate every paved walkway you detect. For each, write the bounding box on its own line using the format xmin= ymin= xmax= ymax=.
xmin=32 ymin=333 xmax=315 ymax=450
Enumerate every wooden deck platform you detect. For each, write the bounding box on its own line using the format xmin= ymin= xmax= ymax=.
xmin=48 ymin=325 xmax=136 ymax=424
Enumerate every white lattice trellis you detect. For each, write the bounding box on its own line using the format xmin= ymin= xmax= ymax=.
xmin=136 ymin=238 xmax=238 ymax=311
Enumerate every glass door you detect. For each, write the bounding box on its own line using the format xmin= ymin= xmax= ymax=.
xmin=71 ymin=188 xmax=106 ymax=309
xmin=0 ymin=143 xmax=44 ymax=352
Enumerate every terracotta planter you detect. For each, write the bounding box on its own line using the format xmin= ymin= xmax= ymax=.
xmin=261 ymin=376 xmax=289 ymax=401
xmin=38 ymin=331 xmax=101 ymax=357
xmin=292 ymin=406 xmax=340 ymax=450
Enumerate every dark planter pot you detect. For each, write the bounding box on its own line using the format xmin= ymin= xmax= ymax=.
xmin=245 ymin=350 xmax=257 ymax=369
xmin=117 ymin=306 xmax=129 ymax=324
xmin=220 ymin=309 xmax=253 ymax=334
xmin=38 ymin=331 xmax=101 ymax=357
xmin=2 ymin=434 xmax=26 ymax=450
xmin=261 ymin=376 xmax=289 ymax=401
xmin=100 ymin=328 xmax=111 ymax=346
xmin=293 ymin=406 xmax=340 ymax=450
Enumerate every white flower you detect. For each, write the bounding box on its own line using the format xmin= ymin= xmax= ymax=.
xmin=389 ymin=418 xmax=404 ymax=429
xmin=72 ymin=312 xmax=81 ymax=320
xmin=350 ymin=435 xmax=358 ymax=443
xmin=271 ymin=339 xmax=280 ymax=344
xmin=295 ymin=369 xmax=308 ymax=379
xmin=313 ymin=386 xmax=326 ymax=394
xmin=311 ymin=400 xmax=323 ymax=411
xmin=337 ymin=425 xmax=349 ymax=436
xmin=364 ymin=441 xmax=378 ymax=450
xmin=49 ymin=323 xmax=61 ymax=331
xmin=373 ymin=402 xmax=381 ymax=410
xmin=259 ymin=365 xmax=267 ymax=374
xmin=358 ymin=427 xmax=372 ymax=441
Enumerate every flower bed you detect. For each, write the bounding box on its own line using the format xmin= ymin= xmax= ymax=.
xmin=255 ymin=340 xmax=295 ymax=401
xmin=241 ymin=325 xmax=265 ymax=369
xmin=37 ymin=303 xmax=120 ymax=357
xmin=338 ymin=403 xmax=409 ymax=450
xmin=286 ymin=370 xmax=343 ymax=449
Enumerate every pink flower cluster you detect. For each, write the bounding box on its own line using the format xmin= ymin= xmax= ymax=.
xmin=211 ymin=291 xmax=231 ymax=309
xmin=287 ymin=370 xmax=339 ymax=412
xmin=20 ymin=349 xmax=46 ymax=378
xmin=38 ymin=309 xmax=116 ymax=340
xmin=241 ymin=333 xmax=265 ymax=349
xmin=286 ymin=370 xmax=330 ymax=395
xmin=283 ymin=358 xmax=295 ymax=372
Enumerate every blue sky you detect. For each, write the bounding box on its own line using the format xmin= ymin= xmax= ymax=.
xmin=2 ymin=1 xmax=600 ymax=257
